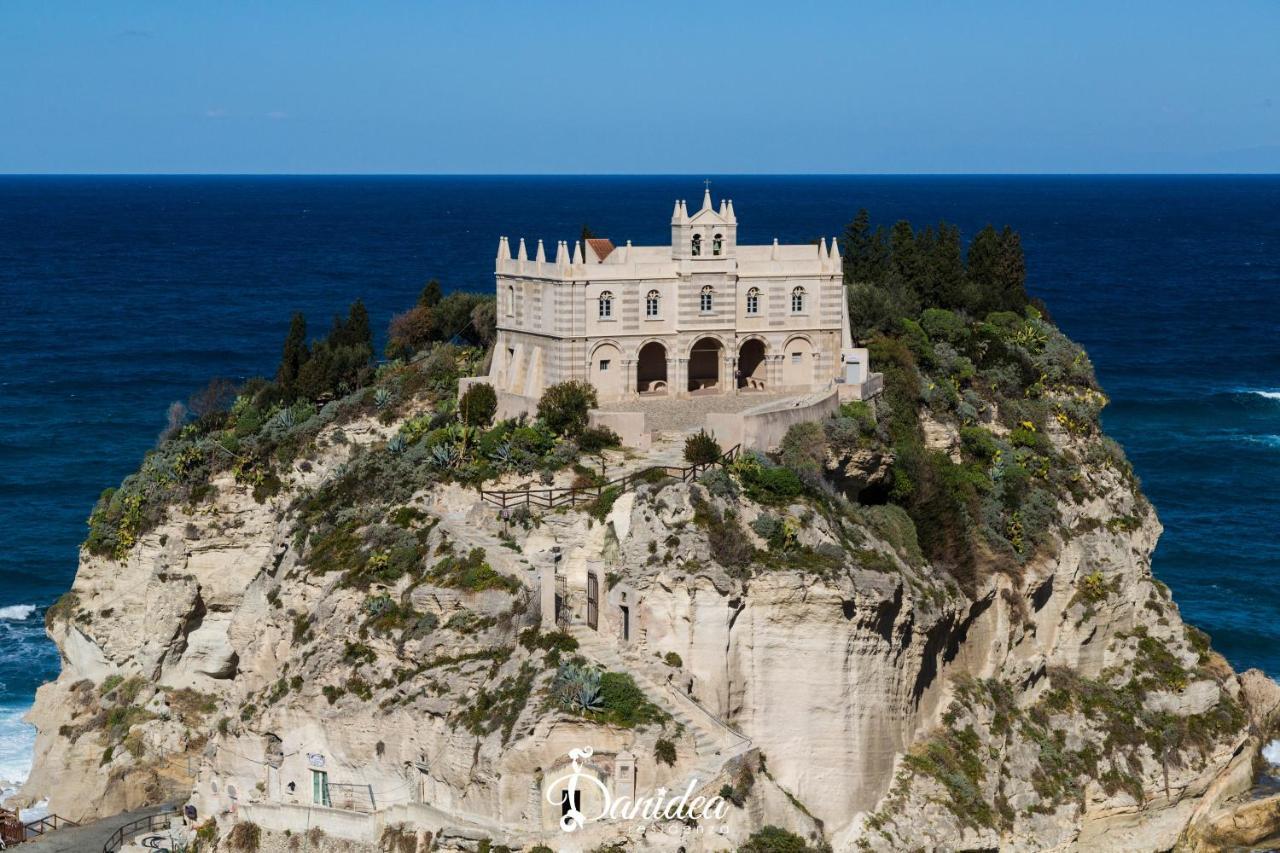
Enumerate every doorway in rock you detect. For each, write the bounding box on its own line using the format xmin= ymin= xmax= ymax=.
xmin=738 ymin=339 xmax=766 ymax=389
xmin=620 ymin=605 xmax=630 ymax=641
xmin=587 ymin=572 xmax=598 ymax=630
xmin=688 ymin=337 xmax=723 ymax=393
xmin=561 ymin=788 xmax=581 ymax=817
xmin=637 ymin=341 xmax=668 ymax=394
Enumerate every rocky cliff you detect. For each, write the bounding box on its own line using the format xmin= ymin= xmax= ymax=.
xmin=19 ymin=311 xmax=1280 ymax=852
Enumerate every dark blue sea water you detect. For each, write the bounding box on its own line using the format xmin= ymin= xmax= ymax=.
xmin=1 ymin=176 xmax=1278 ymax=782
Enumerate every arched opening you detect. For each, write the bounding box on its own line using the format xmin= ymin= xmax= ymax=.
xmin=591 ymin=342 xmax=623 ymax=399
xmin=637 ymin=341 xmax=668 ymax=395
xmin=782 ymin=336 xmax=814 ymax=388
xmin=688 ymin=337 xmax=723 ymax=393
xmin=713 ymin=233 xmax=723 ymax=255
xmin=691 ymin=234 xmax=702 ymax=256
xmin=738 ymin=339 xmax=766 ymax=390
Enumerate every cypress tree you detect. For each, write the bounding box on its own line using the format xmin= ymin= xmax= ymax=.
xmin=930 ymin=223 xmax=966 ymax=310
xmin=889 ymin=221 xmax=925 ymax=303
xmin=345 ymin=299 xmax=372 ymax=351
xmin=276 ymin=312 xmax=309 ymax=396
xmin=419 ymin=279 xmax=443 ymax=308
xmin=965 ymin=225 xmax=1002 ymax=315
xmin=995 ymin=227 xmax=1028 ymax=311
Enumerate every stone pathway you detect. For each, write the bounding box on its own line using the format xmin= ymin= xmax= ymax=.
xmin=569 ymin=625 xmax=752 ymax=801
xmin=17 ymin=804 xmax=177 ymax=853
xmin=597 ymin=391 xmax=795 ymax=434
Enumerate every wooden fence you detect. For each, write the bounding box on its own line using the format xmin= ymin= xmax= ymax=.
xmin=478 ymin=445 xmax=740 ymax=511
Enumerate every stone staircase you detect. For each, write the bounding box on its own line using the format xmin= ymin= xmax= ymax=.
xmin=428 ymin=485 xmax=536 ymax=586
xmin=569 ymin=625 xmax=752 ymax=803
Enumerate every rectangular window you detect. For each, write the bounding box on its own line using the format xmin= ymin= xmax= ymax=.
xmin=599 ymin=359 xmax=610 ymax=371
xmin=791 ymin=352 xmax=802 ymax=364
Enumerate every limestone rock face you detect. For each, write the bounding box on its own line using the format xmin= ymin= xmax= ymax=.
xmin=20 ymin=399 xmax=1275 ymax=852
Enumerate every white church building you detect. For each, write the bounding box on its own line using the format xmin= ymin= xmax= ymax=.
xmin=484 ymin=188 xmax=859 ymax=403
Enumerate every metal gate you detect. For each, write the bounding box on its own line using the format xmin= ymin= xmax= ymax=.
xmin=587 ymin=572 xmax=598 ymax=630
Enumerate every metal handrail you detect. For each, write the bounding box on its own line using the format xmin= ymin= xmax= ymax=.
xmin=103 ymin=810 xmax=175 ymax=853
xmin=478 ymin=444 xmax=740 ymax=510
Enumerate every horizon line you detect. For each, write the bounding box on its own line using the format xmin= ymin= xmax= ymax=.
xmin=2 ymin=171 xmax=1280 ymax=178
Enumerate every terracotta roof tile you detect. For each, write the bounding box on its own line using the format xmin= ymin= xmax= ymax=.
xmin=586 ymin=238 xmax=615 ymax=262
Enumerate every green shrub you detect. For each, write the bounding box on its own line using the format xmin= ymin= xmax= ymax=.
xmin=459 ymin=383 xmax=497 ymax=427
xmin=227 ymin=822 xmax=262 ymax=853
xmin=537 ymin=381 xmax=598 ymax=437
xmin=779 ymin=421 xmax=827 ymax=486
xmin=684 ymin=430 xmax=722 ymax=465
xmin=578 ymin=426 xmax=621 ymax=453
xmin=654 ymin=737 xmax=677 ymax=766
xmin=735 ymin=456 xmax=803 ymax=505
xmin=597 ymin=672 xmax=667 ymax=728
xmin=426 ymin=547 xmax=520 ymax=593
xmin=920 ymin=308 xmax=967 ymax=344
xmin=737 ymin=826 xmax=814 ymax=853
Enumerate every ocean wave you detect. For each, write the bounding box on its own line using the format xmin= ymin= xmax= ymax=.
xmin=0 ymin=604 xmax=36 ymax=621
xmin=0 ymin=705 xmax=35 ymax=786
xmin=1242 ymin=389 xmax=1280 ymax=402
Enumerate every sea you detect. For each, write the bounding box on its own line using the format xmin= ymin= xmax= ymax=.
xmin=1 ymin=175 xmax=1278 ymax=788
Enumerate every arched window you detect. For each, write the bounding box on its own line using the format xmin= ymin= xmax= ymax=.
xmin=506 ymin=284 xmax=515 ymax=316
xmin=791 ymin=286 xmax=806 ymax=313
xmin=598 ymin=291 xmax=613 ymax=319
xmin=746 ymin=287 xmax=760 ymax=315
xmin=645 ymin=289 xmax=660 ymax=318
xmin=700 ymin=285 xmax=714 ymax=313
xmin=713 ymin=233 xmax=723 ymax=255
xmin=691 ymin=234 xmax=702 ymax=256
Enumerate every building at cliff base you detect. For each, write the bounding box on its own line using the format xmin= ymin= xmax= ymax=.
xmin=485 ymin=188 xmax=868 ymax=406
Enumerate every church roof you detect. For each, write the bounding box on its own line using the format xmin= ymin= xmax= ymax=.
xmin=585 ymin=238 xmax=615 ymax=262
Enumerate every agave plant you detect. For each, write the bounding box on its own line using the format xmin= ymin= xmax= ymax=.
xmin=273 ymin=408 xmax=296 ymax=430
xmin=387 ymin=434 xmax=407 ymax=455
xmin=553 ymin=663 xmax=603 ymax=713
xmin=373 ymin=388 xmax=392 ymax=409
xmin=429 ymin=442 xmax=459 ymax=469
xmin=489 ymin=440 xmax=516 ymax=469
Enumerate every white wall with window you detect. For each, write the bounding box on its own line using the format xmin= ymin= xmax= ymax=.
xmin=791 ymin=286 xmax=806 ymax=313
xmin=598 ymin=291 xmax=613 ymax=319
xmin=646 ymin=289 xmax=660 ymax=318
xmin=700 ymin=285 xmax=714 ymax=313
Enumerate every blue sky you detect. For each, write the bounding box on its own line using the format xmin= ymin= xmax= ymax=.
xmin=1 ymin=1 xmax=1277 ymax=173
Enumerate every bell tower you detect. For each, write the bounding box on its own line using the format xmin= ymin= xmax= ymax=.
xmin=671 ymin=183 xmax=737 ymax=260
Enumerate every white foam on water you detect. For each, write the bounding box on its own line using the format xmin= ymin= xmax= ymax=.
xmin=1249 ymin=390 xmax=1280 ymax=401
xmin=0 ymin=604 xmax=36 ymax=621
xmin=1264 ymin=739 xmax=1280 ymax=768
xmin=0 ymin=705 xmax=36 ymax=786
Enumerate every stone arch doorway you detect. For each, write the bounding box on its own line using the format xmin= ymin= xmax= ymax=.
xmin=637 ymin=341 xmax=668 ymax=395
xmin=590 ymin=342 xmax=623 ymax=400
xmin=782 ymin=336 xmax=815 ymax=388
xmin=738 ymin=339 xmax=766 ymax=390
xmin=688 ymin=337 xmax=723 ymax=393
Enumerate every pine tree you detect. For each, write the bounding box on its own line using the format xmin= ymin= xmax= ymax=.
xmin=276 ymin=312 xmax=309 ymax=396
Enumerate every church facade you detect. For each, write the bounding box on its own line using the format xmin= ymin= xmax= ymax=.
xmin=485 ymin=188 xmax=854 ymax=403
